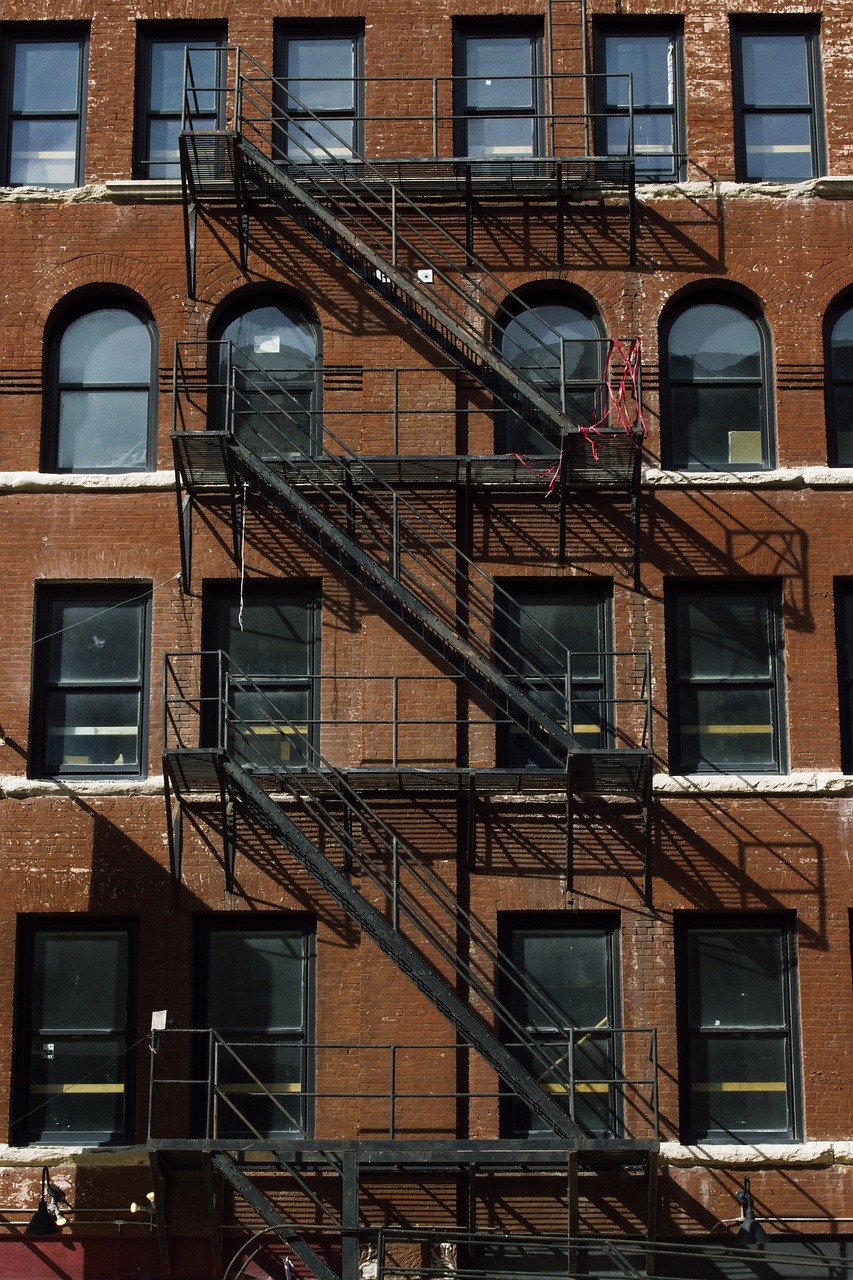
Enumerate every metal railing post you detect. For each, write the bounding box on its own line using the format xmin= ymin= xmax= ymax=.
xmin=392 ymin=676 xmax=399 ymax=768
xmin=432 ymin=79 xmax=439 ymax=157
xmin=389 ymin=1045 xmax=397 ymax=1139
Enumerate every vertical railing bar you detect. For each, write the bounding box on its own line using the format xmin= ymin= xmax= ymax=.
xmin=432 ymin=79 xmax=439 ymax=157
xmin=392 ymin=676 xmax=399 ymax=768
xmin=389 ymin=1045 xmax=397 ymax=1139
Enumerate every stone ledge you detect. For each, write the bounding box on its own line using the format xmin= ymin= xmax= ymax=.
xmin=0 ymin=777 xmax=166 ymax=799
xmin=643 ymin=467 xmax=853 ymax=488
xmin=0 ymin=472 xmax=176 ymax=492
xmin=661 ymin=1142 xmax=853 ymax=1168
xmin=656 ymin=772 xmax=853 ymax=796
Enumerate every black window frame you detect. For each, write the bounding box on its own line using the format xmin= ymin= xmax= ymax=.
xmin=731 ymin=20 xmax=824 ymax=184
xmin=452 ymin=21 xmax=544 ymax=165
xmin=661 ymin=294 xmax=775 ymax=472
xmin=496 ymin=292 xmax=607 ymax=454
xmin=824 ymin=297 xmax=853 ymax=467
xmin=834 ymin=581 xmax=853 ymax=772
xmin=594 ymin=20 xmax=686 ymax=183
xmin=13 ymin=920 xmax=136 ymax=1146
xmin=195 ymin=917 xmax=315 ymax=1140
xmin=42 ymin=297 xmax=159 ymax=473
xmin=133 ymin=24 xmax=227 ymax=180
xmin=273 ymin=21 xmax=364 ymax=167
xmin=499 ymin=913 xmax=622 ymax=1140
xmin=1 ymin=26 xmax=88 ymax=188
xmin=676 ymin=914 xmax=802 ymax=1144
xmin=201 ymin=581 xmax=320 ymax=770
xmin=495 ymin=580 xmax=613 ymax=768
xmin=29 ymin=583 xmax=151 ymax=780
xmin=666 ymin=581 xmax=787 ymax=775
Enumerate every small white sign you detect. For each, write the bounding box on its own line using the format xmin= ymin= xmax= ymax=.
xmin=417 ymin=268 xmax=434 ymax=284
xmin=150 ymin=1010 xmax=167 ymax=1031
xmin=254 ymin=335 xmax=281 ymax=355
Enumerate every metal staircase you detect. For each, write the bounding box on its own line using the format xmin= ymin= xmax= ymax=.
xmin=179 ymin=47 xmax=636 ymax=437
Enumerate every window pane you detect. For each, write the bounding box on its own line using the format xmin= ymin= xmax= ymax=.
xmin=286 ymin=116 xmax=355 ymax=161
xmin=58 ymin=390 xmax=149 ymax=470
xmin=10 ymin=119 xmax=78 ymax=186
xmin=150 ymin=41 xmax=219 ymax=114
xmin=207 ymin=931 xmax=307 ymax=1031
xmin=668 ymin=305 xmax=761 ymax=381
xmin=286 ymin=37 xmax=356 ymax=112
xmin=743 ymin=113 xmax=813 ymax=182
xmin=46 ymin=599 xmax=144 ymax=682
xmin=670 ymin=385 xmax=763 ymax=469
xmin=687 ymin=929 xmax=786 ymax=1027
xmin=44 ymin=690 xmax=141 ymax=769
xmin=740 ymin=34 xmax=810 ymax=107
xmin=220 ymin=305 xmax=318 ymax=373
xmin=463 ymin=36 xmax=535 ymax=109
xmin=32 ymin=933 xmax=128 ymax=1031
xmin=215 ymin=595 xmax=312 ymax=677
xmin=228 ymin=686 xmax=312 ymax=768
xmin=831 ymin=309 xmax=853 ymax=378
xmin=688 ymin=1035 xmax=791 ymax=1135
xmin=603 ymin=34 xmax=673 ymax=108
xmin=678 ymin=593 xmax=773 ymax=681
xmin=214 ymin=1040 xmax=305 ymax=1137
xmin=12 ymin=41 xmax=81 ymax=112
xmin=503 ymin=307 xmax=601 ymax=382
xmin=510 ymin=929 xmax=611 ymax=1029
xmin=59 ymin=310 xmax=151 ymax=384
xmin=677 ymin=686 xmax=777 ymax=771
xmin=464 ymin=116 xmax=535 ymax=159
xmin=28 ymin=1035 xmax=126 ymax=1138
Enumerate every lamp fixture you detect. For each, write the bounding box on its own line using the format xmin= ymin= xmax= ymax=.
xmin=735 ymin=1174 xmax=769 ymax=1247
xmin=130 ymin=1190 xmax=156 ymax=1215
xmin=25 ymin=1167 xmax=69 ymax=1236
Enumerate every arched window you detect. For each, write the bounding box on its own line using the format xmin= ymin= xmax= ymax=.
xmin=662 ymin=298 xmax=772 ymax=470
xmin=825 ymin=300 xmax=853 ymax=466
xmin=214 ymin=300 xmax=321 ymax=458
xmin=45 ymin=303 xmax=156 ymax=472
xmin=498 ymin=297 xmax=605 ymax=454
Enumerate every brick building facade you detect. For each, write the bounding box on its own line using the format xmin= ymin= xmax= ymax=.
xmin=0 ymin=0 xmax=852 ymax=1277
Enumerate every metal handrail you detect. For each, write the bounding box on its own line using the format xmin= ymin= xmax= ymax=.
xmin=147 ymin=1028 xmax=660 ymax=1143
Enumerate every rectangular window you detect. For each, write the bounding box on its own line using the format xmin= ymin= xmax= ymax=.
xmin=453 ymin=24 xmax=543 ymax=165
xmin=667 ymin=584 xmax=786 ymax=773
xmin=677 ymin=917 xmax=801 ymax=1143
xmin=198 ymin=923 xmax=313 ymax=1139
xmin=501 ymin=917 xmax=621 ymax=1138
xmin=30 ymin=585 xmax=151 ymax=778
xmin=2 ymin=29 xmax=87 ymax=187
xmin=835 ymin=584 xmax=853 ymax=771
xmin=15 ymin=925 xmax=133 ymax=1145
xmin=496 ymin=582 xmax=612 ymax=767
xmin=595 ymin=23 xmax=684 ymax=182
xmin=274 ymin=24 xmax=363 ymax=164
xmin=732 ymin=23 xmax=824 ymax=182
xmin=202 ymin=583 xmax=318 ymax=769
xmin=134 ymin=27 xmax=226 ymax=179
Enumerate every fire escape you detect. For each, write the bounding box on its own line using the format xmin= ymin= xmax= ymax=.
xmin=155 ymin=42 xmax=658 ymax=1280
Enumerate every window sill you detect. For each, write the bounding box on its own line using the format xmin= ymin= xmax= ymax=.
xmin=661 ymin=1141 xmax=853 ymax=1167
xmin=2 ymin=776 xmax=164 ymax=798
xmin=644 ymin=466 xmax=853 ymax=487
xmin=656 ymin=771 xmax=853 ymax=795
xmin=637 ymin=175 xmax=853 ymax=200
xmin=0 ymin=1142 xmax=150 ymax=1164
xmin=0 ymin=471 xmax=175 ymax=492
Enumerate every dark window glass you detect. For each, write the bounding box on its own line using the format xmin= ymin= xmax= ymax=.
xmin=274 ymin=26 xmax=362 ymax=164
xmin=596 ymin=25 xmax=684 ymax=181
xmin=663 ymin=300 xmax=772 ymax=470
xmin=502 ymin=919 xmax=621 ymax=1138
xmin=678 ymin=919 xmax=801 ymax=1142
xmin=732 ymin=26 xmax=823 ymax=182
xmin=498 ymin=300 xmax=605 ymax=453
xmin=835 ymin=585 xmax=853 ymax=771
xmin=31 ymin=586 xmax=150 ymax=778
xmin=135 ymin=30 xmax=225 ymax=178
xmin=668 ymin=585 xmax=786 ymax=773
xmin=203 ymin=585 xmax=317 ymax=770
xmin=826 ymin=303 xmax=853 ymax=466
xmin=214 ymin=301 xmax=321 ymax=458
xmin=454 ymin=26 xmax=543 ymax=166
xmin=3 ymin=32 xmax=87 ymax=186
xmin=200 ymin=925 xmax=312 ymax=1139
xmin=45 ymin=305 xmax=156 ymax=472
xmin=17 ymin=928 xmax=132 ymax=1144
xmin=497 ymin=583 xmax=612 ymax=767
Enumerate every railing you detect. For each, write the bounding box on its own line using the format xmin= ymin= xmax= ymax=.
xmin=172 ymin=341 xmax=643 ymax=460
xmin=147 ymin=1029 xmax=659 ymax=1143
xmin=181 ymin=46 xmax=643 ymax=170
xmin=163 ymin=659 xmax=653 ymax=769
